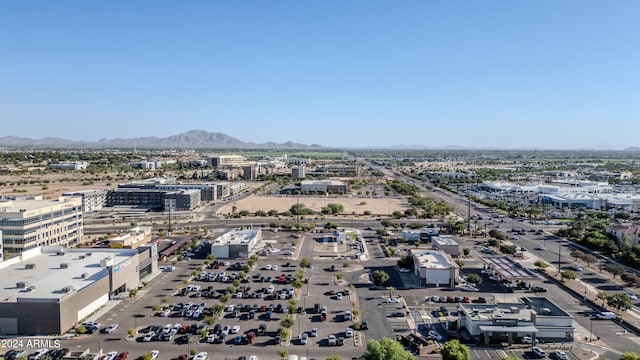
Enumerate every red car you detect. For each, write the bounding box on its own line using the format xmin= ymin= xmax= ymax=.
xmin=462 ymin=296 xmax=471 ymax=303
xmin=115 ymin=352 xmax=129 ymax=360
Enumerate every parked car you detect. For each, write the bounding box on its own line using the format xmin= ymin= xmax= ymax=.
xmin=102 ymin=324 xmax=119 ymax=334
xmin=103 ymin=352 xmax=118 ymax=360
xmin=310 ymin=327 xmax=318 ymax=337
xmin=428 ymin=330 xmax=443 ymax=342
xmin=193 ymin=352 xmax=208 ymax=360
xmin=531 ymin=286 xmax=548 ymax=293
xmin=143 ymin=331 xmax=156 ymax=342
xmin=399 ymin=268 xmax=411 ymax=273
xmin=345 ymin=328 xmax=354 ymax=337
xmin=385 ymin=297 xmax=400 ymax=304
xmin=300 ymin=333 xmax=309 ymax=345
xmin=553 ymin=350 xmax=569 ymax=360
xmin=532 ymin=347 xmax=546 ymax=358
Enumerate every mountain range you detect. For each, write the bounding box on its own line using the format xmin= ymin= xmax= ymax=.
xmin=0 ymin=130 xmax=322 ymax=149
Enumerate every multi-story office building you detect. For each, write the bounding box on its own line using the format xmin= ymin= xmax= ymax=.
xmin=106 ymin=188 xmax=165 ymax=210
xmin=0 ymin=197 xmax=84 ymax=256
xmin=292 ymin=165 xmax=306 ymax=179
xmin=62 ymin=190 xmax=107 ymax=212
xmin=209 ymin=154 xmax=245 ymax=168
xmin=164 ymin=189 xmax=201 ymax=211
xmin=243 ymin=166 xmax=261 ymax=180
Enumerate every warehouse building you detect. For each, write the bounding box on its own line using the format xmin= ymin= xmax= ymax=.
xmin=0 ymin=245 xmax=158 ymax=335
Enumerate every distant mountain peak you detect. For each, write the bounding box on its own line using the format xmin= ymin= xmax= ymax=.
xmin=0 ymin=130 xmax=321 ymax=149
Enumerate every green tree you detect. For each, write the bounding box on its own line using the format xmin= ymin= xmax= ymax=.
xmin=141 ymin=352 xmax=153 ymax=360
xmin=372 ymin=270 xmax=390 ymax=286
xmin=534 ymin=260 xmax=549 ymax=271
xmin=466 ymin=273 xmax=482 ymax=285
xmin=300 ymin=257 xmax=310 ymax=268
xmin=620 ymin=352 xmax=640 ymax=360
xmin=326 ymin=355 xmax=342 ymax=360
xmin=280 ymin=316 xmax=294 ymax=328
xmin=560 ymin=270 xmax=577 ymax=281
xmin=440 ymin=339 xmax=471 ymax=360
xmin=597 ymin=291 xmax=611 ymax=307
xmin=279 ymin=350 xmax=289 ymax=360
xmin=607 ymin=293 xmax=633 ymax=314
xmin=360 ymin=337 xmax=415 ymax=360
xmin=605 ymin=264 xmax=626 ymax=279
xmin=463 ymin=248 xmax=471 ymax=257
xmin=454 ymin=259 xmax=465 ymax=269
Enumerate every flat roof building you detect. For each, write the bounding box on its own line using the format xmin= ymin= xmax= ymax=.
xmin=0 ymin=197 xmax=84 ymax=256
xmin=211 ymin=229 xmax=261 ymax=259
xmin=300 ymin=180 xmax=348 ymax=194
xmin=412 ymin=249 xmax=459 ymax=287
xmin=108 ymin=226 xmax=153 ymax=249
xmin=62 ymin=190 xmax=108 ymax=212
xmin=431 ymin=235 xmax=460 ymax=257
xmin=0 ymin=245 xmax=158 ymax=335
xmin=458 ymin=297 xmax=574 ymax=344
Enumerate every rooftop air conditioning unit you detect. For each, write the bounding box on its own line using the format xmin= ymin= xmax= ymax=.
xmin=85 ymin=252 xmax=92 ymax=256
xmin=25 ymin=263 xmax=36 ymax=269
xmin=57 ymin=251 xmax=65 ymax=256
xmin=60 ymin=263 xmax=69 ymax=269
xmin=26 ymin=286 xmax=36 ymax=292
xmin=78 ymin=255 xmax=85 ymax=259
xmin=81 ymin=273 xmax=89 ymax=279
xmin=16 ymin=282 xmax=27 ymax=289
xmin=61 ymin=286 xmax=74 ymax=293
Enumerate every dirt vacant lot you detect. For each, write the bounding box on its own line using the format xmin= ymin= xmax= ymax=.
xmin=218 ymin=194 xmax=409 ymax=216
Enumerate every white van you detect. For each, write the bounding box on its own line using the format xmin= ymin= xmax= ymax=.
xmin=596 ymin=311 xmax=616 ymax=320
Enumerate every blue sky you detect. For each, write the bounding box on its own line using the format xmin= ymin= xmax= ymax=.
xmin=1 ymin=1 xmax=638 ymax=149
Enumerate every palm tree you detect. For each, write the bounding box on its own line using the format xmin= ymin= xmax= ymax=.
xmin=387 ymin=286 xmax=396 ymax=299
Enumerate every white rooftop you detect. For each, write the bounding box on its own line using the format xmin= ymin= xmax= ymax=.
xmin=0 ymin=246 xmax=137 ymax=301
xmin=414 ymin=250 xmax=456 ymax=269
xmin=212 ymin=229 xmax=260 ymax=246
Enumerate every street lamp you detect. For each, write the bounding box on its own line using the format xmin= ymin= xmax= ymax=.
xmin=589 ymin=319 xmax=594 ymax=342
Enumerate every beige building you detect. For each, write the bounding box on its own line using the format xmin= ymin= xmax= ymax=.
xmin=210 ymin=154 xmax=245 ymax=168
xmin=108 ymin=226 xmax=153 ymax=249
xmin=412 ymin=249 xmax=459 ymax=287
xmin=0 ymin=197 xmax=84 ymax=256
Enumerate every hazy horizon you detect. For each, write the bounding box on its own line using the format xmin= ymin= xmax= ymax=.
xmin=1 ymin=1 xmax=638 ymax=149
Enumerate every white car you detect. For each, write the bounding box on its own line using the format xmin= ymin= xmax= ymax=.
xmin=84 ymin=321 xmax=102 ymax=328
xmin=489 ymin=275 xmax=501 ymax=281
xmin=143 ymin=331 xmax=155 ymax=342
xmin=535 ymin=245 xmax=546 ymax=250
xmin=532 ymin=347 xmax=546 ymax=358
xmin=270 ymin=248 xmax=280 ymax=253
xmin=310 ymin=328 xmax=318 ymax=337
xmin=428 ymin=330 xmax=443 ymax=342
xmin=193 ymin=352 xmax=208 ymax=360
xmin=103 ymin=324 xmax=118 ymax=333
xmin=399 ymin=268 xmax=411 ymax=273
xmin=480 ymin=269 xmax=493 ymax=275
xmin=159 ymin=309 xmax=170 ymax=317
xmin=336 ymin=293 xmax=343 ymax=300
xmin=31 ymin=349 xmax=49 ymax=360
xmin=345 ymin=328 xmax=354 ymax=337
xmin=265 ymin=265 xmax=272 ymax=271
xmin=300 ymin=333 xmax=309 ymax=344
xmin=521 ymin=336 xmax=538 ymax=344
xmin=104 ymin=351 xmax=118 ymax=360
xmin=231 ymin=325 xmax=240 ymax=334
xmin=465 ymin=286 xmax=479 ymax=292
xmin=222 ymin=325 xmax=230 ymax=336
xmin=553 ymin=350 xmax=569 ymax=360
xmin=150 ymin=350 xmax=159 ymax=360
xmin=627 ymin=293 xmax=638 ymax=300
xmin=249 ymin=356 xmax=258 ymax=360
xmin=385 ymin=297 xmax=400 ymax=303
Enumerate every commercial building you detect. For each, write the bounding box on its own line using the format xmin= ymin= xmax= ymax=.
xmin=243 ymin=166 xmax=261 ymax=180
xmin=108 ymin=226 xmax=153 ymax=249
xmin=62 ymin=190 xmax=108 ymax=212
xmin=300 ymin=180 xmax=348 ymax=194
xmin=291 ymin=165 xmax=306 ymax=179
xmin=431 ymin=235 xmax=460 ymax=257
xmin=210 ymin=154 xmax=245 ymax=168
xmin=458 ymin=297 xmax=575 ymax=344
xmin=607 ymin=224 xmax=640 ymax=246
xmin=164 ymin=189 xmax=201 ymax=211
xmin=106 ymin=188 xmax=165 ymax=210
xmin=412 ymin=249 xmax=459 ymax=287
xmin=0 ymin=197 xmax=84 ymax=256
xmin=0 ymin=245 xmax=158 ymax=335
xmin=48 ymin=162 xmax=89 ymax=171
xmin=314 ymin=164 xmax=360 ymax=176
xmin=210 ymin=229 xmax=262 ymax=259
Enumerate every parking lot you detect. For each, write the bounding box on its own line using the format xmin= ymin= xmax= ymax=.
xmin=54 ymin=230 xmax=365 ymax=360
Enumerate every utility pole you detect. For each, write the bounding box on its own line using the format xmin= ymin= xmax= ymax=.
xmin=467 ymin=197 xmax=471 ymax=232
xmin=557 ymin=240 xmax=562 ymax=276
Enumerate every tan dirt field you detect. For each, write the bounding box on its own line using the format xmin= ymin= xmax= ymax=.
xmin=217 ymin=195 xmax=409 ymax=216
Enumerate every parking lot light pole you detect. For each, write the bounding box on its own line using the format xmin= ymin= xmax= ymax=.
xmin=589 ymin=319 xmax=593 ymax=342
